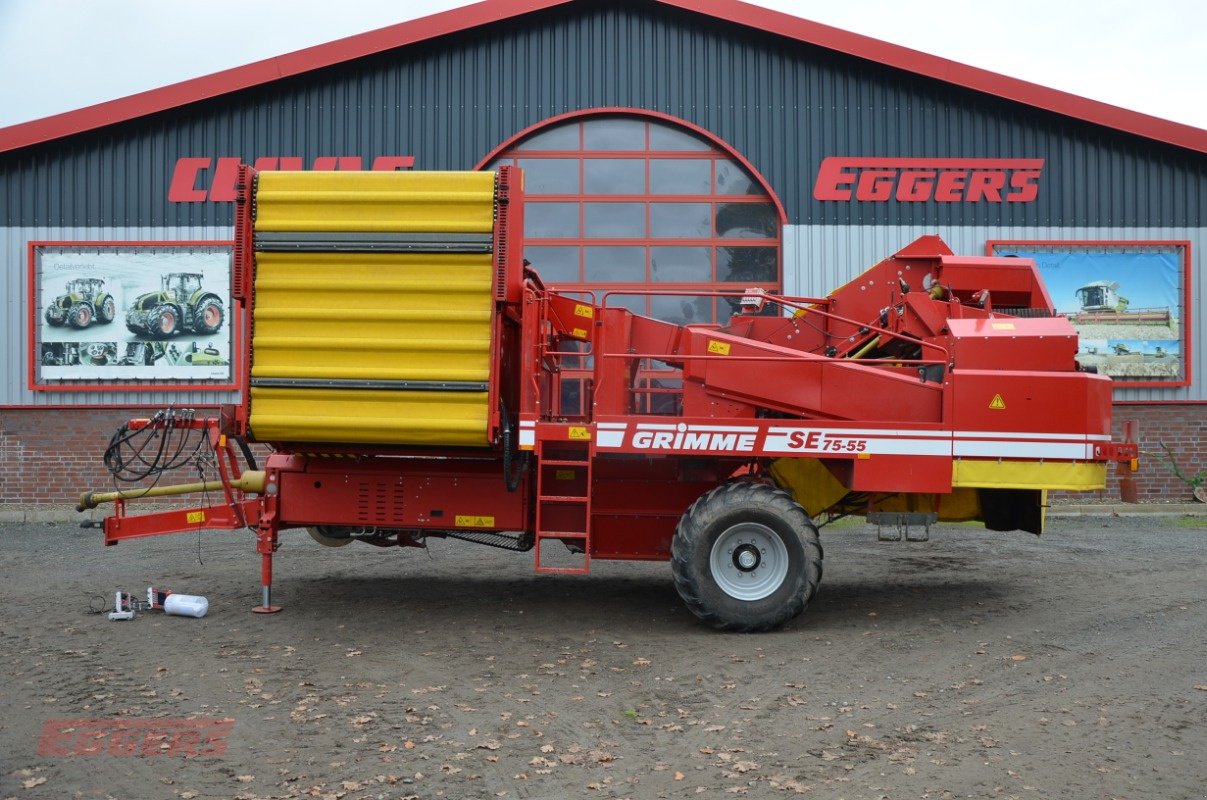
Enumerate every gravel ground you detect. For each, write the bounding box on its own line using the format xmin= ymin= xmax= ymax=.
xmin=2 ymin=516 xmax=1205 ymax=800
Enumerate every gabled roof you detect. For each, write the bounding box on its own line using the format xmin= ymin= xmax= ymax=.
xmin=1 ymin=0 xmax=1204 ymax=155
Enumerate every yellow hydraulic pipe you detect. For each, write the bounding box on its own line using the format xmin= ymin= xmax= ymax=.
xmin=77 ymin=471 xmax=267 ymax=512
xmin=848 ymin=335 xmax=881 ymax=359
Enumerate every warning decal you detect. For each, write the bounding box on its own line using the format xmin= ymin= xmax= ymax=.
xmin=989 ymin=394 xmax=1007 ymax=410
xmin=455 ymin=515 xmax=496 ymax=528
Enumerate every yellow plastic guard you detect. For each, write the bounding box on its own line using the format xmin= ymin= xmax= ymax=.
xmin=951 ymin=459 xmax=1105 ymax=490
xmin=249 ymin=388 xmax=488 ymax=446
xmin=247 ymin=171 xmax=498 ymax=447
xmin=251 ymin=252 xmax=492 ymax=383
xmin=769 ymin=458 xmax=848 ymax=517
xmin=254 ymin=171 xmax=496 ymax=233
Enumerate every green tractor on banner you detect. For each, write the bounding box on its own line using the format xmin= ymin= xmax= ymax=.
xmin=44 ymin=277 xmax=116 ymax=329
xmin=125 ymin=273 xmax=225 ymax=339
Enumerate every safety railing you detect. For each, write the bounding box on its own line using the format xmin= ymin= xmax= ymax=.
xmin=588 ymin=288 xmax=951 ymax=421
xmin=536 ymin=290 xmax=598 ymax=422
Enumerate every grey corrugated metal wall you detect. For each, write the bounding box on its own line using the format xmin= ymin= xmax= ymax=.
xmin=1 ymin=0 xmax=1204 ymax=406
xmin=4 ymin=3 xmax=1203 ymax=227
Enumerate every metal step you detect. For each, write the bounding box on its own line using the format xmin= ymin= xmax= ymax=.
xmin=536 ymin=531 xmax=588 ymax=540
xmin=534 ymin=437 xmax=592 ymax=575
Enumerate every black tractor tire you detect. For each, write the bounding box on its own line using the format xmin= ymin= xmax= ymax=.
xmin=97 ymin=295 xmax=116 ymax=323
xmin=45 ymin=308 xmax=65 ymax=327
xmin=671 ymin=481 xmax=822 ymax=632
xmin=149 ymin=305 xmax=180 ymax=338
xmin=68 ymin=302 xmax=93 ymax=329
xmin=192 ymin=297 xmax=224 ymax=335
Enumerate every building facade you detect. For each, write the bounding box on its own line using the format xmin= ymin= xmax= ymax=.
xmin=2 ymin=0 xmax=1205 ymax=506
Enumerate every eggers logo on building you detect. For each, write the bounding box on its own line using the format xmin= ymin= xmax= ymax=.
xmin=814 ymin=157 xmax=1043 ymax=203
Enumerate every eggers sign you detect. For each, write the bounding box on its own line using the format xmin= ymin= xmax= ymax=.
xmin=814 ymin=157 xmax=1043 ymax=203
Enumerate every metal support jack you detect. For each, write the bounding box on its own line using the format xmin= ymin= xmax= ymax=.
xmin=869 ymin=512 xmax=937 ymax=542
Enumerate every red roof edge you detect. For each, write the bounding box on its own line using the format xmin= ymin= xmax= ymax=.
xmin=666 ymin=0 xmax=1206 ymax=154
xmin=1 ymin=0 xmax=1204 ymax=156
xmin=0 ymin=0 xmax=572 ymax=154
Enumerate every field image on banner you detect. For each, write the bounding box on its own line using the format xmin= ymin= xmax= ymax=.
xmin=35 ymin=245 xmax=232 ymax=384
xmin=995 ymin=249 xmax=1183 ymax=382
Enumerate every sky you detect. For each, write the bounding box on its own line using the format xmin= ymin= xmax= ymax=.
xmin=0 ymin=0 xmax=1204 ymax=131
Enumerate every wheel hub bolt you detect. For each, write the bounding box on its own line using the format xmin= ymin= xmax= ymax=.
xmin=733 ymin=543 xmax=761 ymax=572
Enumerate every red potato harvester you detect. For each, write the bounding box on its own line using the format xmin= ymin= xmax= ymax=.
xmin=78 ymin=166 xmax=1138 ymax=631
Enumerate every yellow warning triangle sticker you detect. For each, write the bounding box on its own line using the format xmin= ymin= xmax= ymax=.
xmin=989 ymin=393 xmax=1007 ymax=410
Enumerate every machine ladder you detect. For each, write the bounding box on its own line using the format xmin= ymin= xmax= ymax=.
xmin=533 ymin=433 xmax=593 ymax=574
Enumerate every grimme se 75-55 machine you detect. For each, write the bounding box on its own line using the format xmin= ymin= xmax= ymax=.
xmin=79 ymin=166 xmax=1137 ymax=631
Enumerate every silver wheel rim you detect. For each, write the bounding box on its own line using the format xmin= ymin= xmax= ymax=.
xmin=709 ymin=522 xmax=790 ymax=601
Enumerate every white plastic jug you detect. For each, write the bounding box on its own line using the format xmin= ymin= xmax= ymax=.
xmin=163 ymin=594 xmax=209 ymax=618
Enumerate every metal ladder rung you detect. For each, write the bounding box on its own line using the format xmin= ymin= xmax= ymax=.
xmin=535 ymin=436 xmax=592 ymax=574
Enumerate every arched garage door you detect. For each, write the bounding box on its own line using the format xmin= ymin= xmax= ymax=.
xmin=481 ymin=110 xmax=784 ymax=326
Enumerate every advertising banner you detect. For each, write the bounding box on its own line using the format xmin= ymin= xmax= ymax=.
xmin=33 ymin=243 xmax=233 ymax=388
xmin=988 ymin=242 xmax=1189 ymax=386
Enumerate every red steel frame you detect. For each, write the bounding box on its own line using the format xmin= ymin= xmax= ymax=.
xmin=985 ymin=239 xmax=1193 ymax=391
xmin=99 ymin=417 xmax=259 ymax=546
xmin=27 ymin=240 xmax=239 ymax=393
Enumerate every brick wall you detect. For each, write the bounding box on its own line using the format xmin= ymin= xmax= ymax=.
xmin=1103 ymin=405 xmax=1207 ymax=502
xmin=1 ymin=405 xmax=1205 ymax=506
xmin=0 ymin=408 xmax=257 ymax=507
